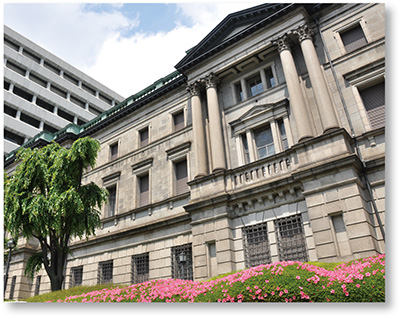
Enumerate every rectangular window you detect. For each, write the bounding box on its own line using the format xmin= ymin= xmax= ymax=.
xmin=171 ymin=244 xmax=193 ymax=280
xmin=254 ymin=126 xmax=275 ymax=159
xmin=247 ymin=74 xmax=263 ymax=97
xmin=44 ymin=123 xmax=58 ymax=134
xmin=82 ymin=83 xmax=97 ymax=96
xmin=274 ymin=215 xmax=308 ymax=262
xmin=139 ymin=127 xmax=149 ymax=147
xmin=22 ymin=49 xmax=41 ymax=64
xmin=110 ymin=143 xmax=118 ymax=161
xmin=64 ymin=72 xmax=79 ymax=86
xmin=58 ymin=108 xmax=75 ymax=123
xmin=4 ymin=80 xmax=11 ymax=91
xmin=4 ymin=37 xmax=19 ymax=51
xmin=107 ymin=185 xmax=116 ymax=217
xmin=359 ymin=81 xmax=385 ymax=129
xmin=173 ymin=111 xmax=185 ymax=132
xmin=50 ymin=84 xmax=67 ymax=99
xmin=235 ymin=83 xmax=244 ymax=101
xmin=277 ymin=119 xmax=288 ymax=150
xmin=175 ymin=159 xmax=188 ymax=195
xmin=340 ymin=24 xmax=367 ymax=53
xmin=99 ymin=93 xmax=112 ymax=105
xmin=43 ymin=61 xmax=61 ymax=75
xmin=70 ymin=266 xmax=83 ymax=287
xmin=4 ymin=105 xmax=18 ymax=118
xmin=265 ymin=67 xmax=276 ymax=89
xmin=242 ymin=222 xmax=271 ymax=268
xmin=29 ymin=73 xmax=48 ymax=88
xmin=34 ymin=275 xmax=41 ymax=296
xmin=70 ymin=95 xmax=86 ymax=108
xmin=13 ymin=86 xmax=33 ymax=102
xmin=139 ymin=174 xmax=149 ymax=207
xmin=241 ymin=134 xmax=250 ymax=164
xmin=88 ymin=105 xmax=102 ymax=116
xmin=4 ymin=129 xmax=25 ymax=145
xmin=131 ymin=253 xmax=150 ymax=284
xmin=36 ymin=97 xmax=55 ymax=112
xmin=98 ymin=260 xmax=113 ymax=284
xmin=20 ymin=112 xmax=41 ymax=129
xmin=6 ymin=60 xmax=26 ymax=76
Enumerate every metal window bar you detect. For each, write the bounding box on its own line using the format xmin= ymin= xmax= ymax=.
xmin=34 ymin=275 xmax=41 ymax=296
xmin=171 ymin=243 xmax=193 ymax=280
xmin=9 ymin=276 xmax=17 ymax=300
xmin=98 ymin=260 xmax=113 ymax=284
xmin=242 ymin=222 xmax=271 ymax=268
xmin=70 ymin=266 xmax=83 ymax=288
xmin=275 ymin=215 xmax=308 ymax=262
xmin=131 ymin=253 xmax=150 ymax=285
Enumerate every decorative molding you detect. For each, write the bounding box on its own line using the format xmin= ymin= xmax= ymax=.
xmin=293 ymin=23 xmax=314 ymax=42
xmin=166 ymin=141 xmax=191 ymax=161
xmin=273 ymin=35 xmax=291 ymax=53
xmin=102 ymin=171 xmax=121 ymax=186
xmin=186 ymin=80 xmax=203 ymax=96
xmin=203 ymin=72 xmax=220 ymax=89
xmin=131 ymin=157 xmax=153 ymax=175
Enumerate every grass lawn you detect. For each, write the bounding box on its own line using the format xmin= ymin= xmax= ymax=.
xmin=23 ymin=253 xmax=385 ymax=303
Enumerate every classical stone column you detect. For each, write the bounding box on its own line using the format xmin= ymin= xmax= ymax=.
xmin=274 ymin=35 xmax=314 ymax=142
xmin=187 ymin=81 xmax=208 ymax=178
xmin=204 ymin=73 xmax=226 ymax=172
xmin=294 ymin=24 xmax=339 ymax=132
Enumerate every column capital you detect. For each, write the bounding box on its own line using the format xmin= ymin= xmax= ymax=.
xmin=203 ymin=73 xmax=219 ymax=89
xmin=273 ymin=35 xmax=291 ymax=53
xmin=294 ymin=23 xmax=314 ymax=43
xmin=186 ymin=80 xmax=202 ymax=96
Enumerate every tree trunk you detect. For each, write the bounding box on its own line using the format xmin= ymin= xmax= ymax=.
xmin=50 ymin=274 xmax=64 ymax=292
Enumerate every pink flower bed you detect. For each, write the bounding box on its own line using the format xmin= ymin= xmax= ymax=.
xmin=48 ymin=253 xmax=385 ymax=303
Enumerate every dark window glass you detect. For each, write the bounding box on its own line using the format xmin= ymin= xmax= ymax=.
xmin=247 ymin=74 xmax=263 ymax=97
xmin=242 ymin=223 xmax=271 ymax=268
xmin=173 ymin=111 xmax=185 ymax=131
xmin=13 ymin=86 xmax=33 ymax=102
xmin=171 ymin=244 xmax=193 ymax=280
xmin=110 ymin=143 xmax=118 ymax=161
xmin=98 ymin=260 xmax=113 ymax=284
xmin=254 ymin=126 xmax=275 ymax=159
xmin=4 ymin=105 xmax=18 ymax=117
xmin=140 ymin=127 xmax=149 ymax=147
xmin=132 ymin=253 xmax=149 ymax=284
xmin=20 ymin=112 xmax=41 ymax=128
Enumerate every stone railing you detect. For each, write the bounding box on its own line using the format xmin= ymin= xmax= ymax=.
xmin=230 ymin=153 xmax=294 ymax=191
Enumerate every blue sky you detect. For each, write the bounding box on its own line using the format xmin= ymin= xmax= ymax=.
xmin=3 ymin=2 xmax=264 ymax=97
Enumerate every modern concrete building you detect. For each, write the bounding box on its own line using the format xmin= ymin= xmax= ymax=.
xmin=3 ymin=25 xmax=124 ymax=156
xmin=4 ymin=3 xmax=385 ymax=300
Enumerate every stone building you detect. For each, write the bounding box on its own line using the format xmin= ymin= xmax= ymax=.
xmin=3 ymin=25 xmax=124 ymax=156
xmin=4 ymin=3 xmax=385 ymax=300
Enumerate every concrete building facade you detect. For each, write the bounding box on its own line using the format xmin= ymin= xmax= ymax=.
xmin=3 ymin=25 xmax=124 ymax=156
xmin=4 ymin=3 xmax=385 ymax=300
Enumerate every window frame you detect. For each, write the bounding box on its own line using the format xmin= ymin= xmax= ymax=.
xmin=132 ymin=158 xmax=153 ymax=209
xmin=174 ymin=159 xmax=189 ymax=196
xmin=109 ymin=142 xmax=119 ymax=161
xmin=172 ymin=109 xmax=185 ymax=132
xmin=98 ymin=260 xmax=113 ymax=284
xmin=102 ymin=172 xmax=121 ymax=219
xmin=139 ymin=126 xmax=150 ymax=148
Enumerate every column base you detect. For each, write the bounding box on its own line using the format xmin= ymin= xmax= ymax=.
xmin=323 ymin=126 xmax=340 ymax=134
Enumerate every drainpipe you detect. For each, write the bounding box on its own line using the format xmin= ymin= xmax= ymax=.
xmin=314 ymin=17 xmax=385 ymax=242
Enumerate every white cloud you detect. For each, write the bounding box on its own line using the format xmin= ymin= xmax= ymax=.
xmin=4 ymin=3 xmax=139 ymax=68
xmin=4 ymin=2 xmax=265 ymax=98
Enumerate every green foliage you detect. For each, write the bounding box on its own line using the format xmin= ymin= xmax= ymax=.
xmin=24 ymin=283 xmax=122 ymax=303
xmin=4 ymin=137 xmax=108 ymax=291
xmin=25 ymin=252 xmax=44 ymax=279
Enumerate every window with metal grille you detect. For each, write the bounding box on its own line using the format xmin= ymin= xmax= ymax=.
xmin=171 ymin=244 xmax=193 ymax=280
xmin=34 ymin=275 xmax=41 ymax=296
xmin=107 ymin=185 xmax=116 ymax=217
xmin=131 ymin=253 xmax=149 ymax=284
xmin=98 ymin=260 xmax=113 ymax=284
xmin=9 ymin=276 xmax=17 ymax=300
xmin=70 ymin=266 xmax=83 ymax=287
xmin=139 ymin=127 xmax=149 ymax=147
xmin=254 ymin=125 xmax=275 ymax=159
xmin=247 ymin=74 xmax=263 ymax=97
xmin=278 ymin=119 xmax=289 ymax=150
xmin=138 ymin=174 xmax=149 ymax=207
xmin=340 ymin=24 xmax=367 ymax=53
xmin=359 ymin=81 xmax=385 ymax=129
xmin=274 ymin=215 xmax=308 ymax=262
xmin=175 ymin=159 xmax=188 ymax=195
xmin=110 ymin=143 xmax=118 ymax=161
xmin=173 ymin=111 xmax=185 ymax=132
xmin=242 ymin=222 xmax=271 ymax=268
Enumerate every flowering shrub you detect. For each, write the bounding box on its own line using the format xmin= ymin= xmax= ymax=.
xmin=47 ymin=253 xmax=385 ymax=303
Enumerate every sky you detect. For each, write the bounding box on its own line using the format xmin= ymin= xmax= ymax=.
xmin=3 ymin=1 xmax=267 ymax=98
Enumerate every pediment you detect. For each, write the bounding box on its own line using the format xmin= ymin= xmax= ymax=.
xmin=175 ymin=3 xmax=290 ymax=72
xmin=230 ymin=99 xmax=288 ymax=135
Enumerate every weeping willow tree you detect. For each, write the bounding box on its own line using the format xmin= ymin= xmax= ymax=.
xmin=4 ymin=137 xmax=108 ymax=292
